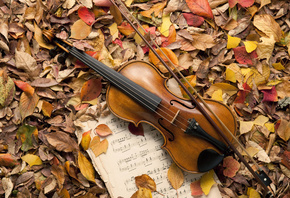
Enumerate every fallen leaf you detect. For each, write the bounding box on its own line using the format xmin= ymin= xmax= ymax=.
xmin=128 ymin=123 xmax=144 ymax=136
xmin=140 ymin=2 xmax=166 ymax=19
xmin=45 ymin=131 xmax=79 ymax=152
xmin=227 ymin=34 xmax=241 ymax=49
xmin=160 ymin=25 xmax=176 ymax=47
xmin=211 ymin=89 xmax=223 ymax=101
xmin=19 ymin=92 xmax=39 ymax=120
xmin=261 ymin=86 xmax=278 ymax=102
xmin=93 ymin=0 xmax=112 ymax=7
xmin=272 ymin=62 xmax=285 ymax=71
xmin=118 ymin=22 xmax=135 ymax=36
xmin=239 ymin=121 xmax=254 ymax=134
xmin=244 ymin=64 xmax=270 ymax=87
xmin=276 ymin=119 xmax=290 ymax=141
xmin=149 ymin=47 xmax=179 ymax=73
xmin=135 ymin=174 xmax=156 ymax=192
xmin=70 ymin=19 xmax=92 ymax=40
xmin=190 ymin=180 xmax=203 ymax=196
xmin=2 ymin=177 xmax=13 ymax=198
xmin=108 ymin=22 xmax=119 ymax=41
xmin=243 ymin=41 xmax=258 ymax=53
xmin=95 ymin=124 xmax=113 ymax=137
xmin=180 ymin=75 xmax=196 ymax=99
xmin=281 ymin=150 xmax=290 ymax=170
xmin=80 ymin=78 xmax=102 ymax=102
xmin=253 ymin=14 xmax=282 ymax=42
xmin=51 ymin=164 xmax=65 ymax=189
xmin=110 ymin=4 xmax=122 ymax=25
xmin=158 ymin=14 xmax=172 ymax=37
xmin=89 ymin=136 xmax=108 ymax=157
xmin=78 ymin=6 xmax=95 ymax=26
xmin=0 ymin=72 xmax=15 ymax=107
xmin=21 ymin=154 xmax=42 ymax=167
xmin=131 ymin=187 xmax=152 ymax=198
xmin=167 ymin=163 xmax=184 ymax=190
xmin=182 ymin=13 xmax=204 ymax=27
xmin=247 ymin=141 xmax=271 ymax=163
xmin=256 ymin=36 xmax=276 ymax=62
xmin=206 ymin=83 xmax=238 ymax=97
xmin=191 ymin=33 xmax=216 ymax=51
xmin=223 ymin=156 xmax=240 ymax=178
xmin=225 ymin=67 xmax=236 ymax=83
xmin=229 ymin=0 xmax=254 ymax=8
xmin=16 ymin=124 xmax=38 ymax=151
xmin=247 ymin=187 xmax=261 ymax=198
xmin=14 ymin=80 xmax=34 ymax=96
xmin=253 ymin=115 xmax=269 ymax=126
xmin=200 ymin=169 xmax=216 ymax=195
xmin=15 ymin=50 xmax=39 ymax=78
xmin=78 ymin=151 xmax=95 ymax=182
xmin=42 ymin=100 xmax=53 ymax=117
xmin=81 ymin=130 xmax=91 ymax=150
xmin=185 ymin=0 xmax=213 ymax=19
xmin=233 ymin=46 xmax=258 ymax=65
xmin=0 ymin=154 xmax=18 ymax=167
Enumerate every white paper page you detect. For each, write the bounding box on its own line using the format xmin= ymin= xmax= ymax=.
xmin=81 ymin=112 xmax=221 ymax=198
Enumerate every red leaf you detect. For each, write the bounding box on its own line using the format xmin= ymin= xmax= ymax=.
xmin=80 ymin=78 xmax=102 ymax=102
xmin=95 ymin=124 xmax=113 ymax=137
xmin=0 ymin=153 xmax=19 ymax=167
xmin=161 ymin=25 xmax=176 ymax=47
xmin=128 ymin=123 xmax=144 ymax=136
xmin=234 ymin=83 xmax=251 ymax=104
xmin=185 ymin=0 xmax=213 ymax=19
xmin=14 ymin=80 xmax=35 ymax=95
xmin=182 ymin=13 xmax=204 ymax=27
xmin=78 ymin=7 xmax=95 ymax=26
xmin=233 ymin=46 xmax=257 ymax=65
xmin=229 ymin=0 xmax=254 ymax=8
xmin=112 ymin=38 xmax=123 ymax=48
xmin=261 ymin=86 xmax=278 ymax=102
xmin=190 ymin=180 xmax=203 ymax=196
xmin=223 ymin=156 xmax=240 ymax=178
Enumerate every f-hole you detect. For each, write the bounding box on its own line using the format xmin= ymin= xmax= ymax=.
xmin=158 ymin=118 xmax=175 ymax=141
xmin=170 ymin=100 xmax=196 ymax=109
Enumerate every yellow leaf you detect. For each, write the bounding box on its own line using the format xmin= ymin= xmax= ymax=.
xmin=253 ymin=115 xmax=269 ymax=126
xmin=109 ymin=22 xmax=119 ymax=41
xmin=272 ymin=62 xmax=285 ymax=70
xmin=265 ymin=123 xmax=275 ymax=132
xmin=200 ymin=170 xmax=216 ymax=195
xmin=149 ymin=47 xmax=179 ymax=73
xmin=247 ymin=187 xmax=261 ymax=198
xmin=243 ymin=41 xmax=258 ymax=53
xmin=267 ymin=79 xmax=282 ymax=86
xmin=243 ymin=146 xmax=259 ymax=157
xmin=41 ymin=100 xmax=53 ymax=117
xmin=158 ymin=14 xmax=172 ymax=37
xmin=227 ymin=34 xmax=241 ymax=49
xmin=206 ymin=83 xmax=238 ymax=97
xmin=225 ymin=68 xmax=236 ymax=83
xmin=241 ymin=68 xmax=252 ymax=76
xmin=21 ymin=154 xmax=42 ymax=167
xmin=245 ymin=64 xmax=270 ymax=87
xmin=78 ymin=151 xmax=95 ymax=182
xmin=70 ymin=19 xmax=91 ymax=40
xmin=167 ymin=163 xmax=184 ymax=190
xmin=211 ymin=89 xmax=223 ymax=101
xmin=239 ymin=121 xmax=254 ymax=134
xmin=89 ymin=136 xmax=108 ymax=157
xmin=135 ymin=174 xmax=156 ymax=192
xmin=134 ymin=26 xmax=146 ymax=45
xmin=140 ymin=2 xmax=166 ymax=19
xmin=125 ymin=0 xmax=134 ymax=7
xmin=81 ymin=130 xmax=91 ymax=150
xmin=131 ymin=187 xmax=152 ymax=198
xmin=227 ymin=63 xmax=243 ymax=82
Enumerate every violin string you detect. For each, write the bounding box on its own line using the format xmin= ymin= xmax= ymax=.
xmin=69 ymin=49 xmax=191 ymax=133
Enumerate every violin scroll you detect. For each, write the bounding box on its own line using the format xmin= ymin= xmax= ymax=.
xmin=42 ymin=28 xmax=55 ymax=43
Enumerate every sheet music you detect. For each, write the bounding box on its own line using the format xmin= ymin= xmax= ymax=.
xmin=79 ymin=112 xmax=222 ymax=198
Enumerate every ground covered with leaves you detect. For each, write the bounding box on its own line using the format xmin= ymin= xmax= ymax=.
xmin=0 ymin=0 xmax=289 ymax=197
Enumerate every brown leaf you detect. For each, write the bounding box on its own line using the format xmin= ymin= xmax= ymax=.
xmin=95 ymin=124 xmax=113 ymax=137
xmin=131 ymin=187 xmax=152 ymax=198
xmin=19 ymin=92 xmax=39 ymax=120
xmin=110 ymin=4 xmax=122 ymax=25
xmin=191 ymin=33 xmax=216 ymax=51
xmin=277 ymin=119 xmax=290 ymax=141
xmin=135 ymin=174 xmax=156 ymax=192
xmin=167 ymin=163 xmax=184 ymax=190
xmin=0 ymin=72 xmax=15 ymax=107
xmin=15 ymin=50 xmax=40 ymax=78
xmin=51 ymin=164 xmax=65 ymax=189
xmin=0 ymin=153 xmax=19 ymax=167
xmin=70 ymin=19 xmax=92 ymax=40
xmin=80 ymin=78 xmax=102 ymax=102
xmin=78 ymin=151 xmax=96 ymax=182
xmin=89 ymin=136 xmax=108 ymax=157
xmin=45 ymin=131 xmax=79 ymax=152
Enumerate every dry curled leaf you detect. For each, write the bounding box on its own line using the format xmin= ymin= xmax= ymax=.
xmin=135 ymin=174 xmax=156 ymax=192
xmin=45 ymin=131 xmax=79 ymax=152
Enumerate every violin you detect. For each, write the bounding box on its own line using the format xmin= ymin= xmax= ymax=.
xmin=42 ymin=1 xmax=273 ymax=195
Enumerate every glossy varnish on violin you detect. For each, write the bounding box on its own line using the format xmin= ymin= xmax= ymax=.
xmin=107 ymin=60 xmax=237 ymax=173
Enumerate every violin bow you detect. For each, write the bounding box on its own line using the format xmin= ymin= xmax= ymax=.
xmin=108 ymin=0 xmax=273 ymax=196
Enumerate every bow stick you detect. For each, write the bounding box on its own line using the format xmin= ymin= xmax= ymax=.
xmin=108 ymin=0 xmax=273 ymax=196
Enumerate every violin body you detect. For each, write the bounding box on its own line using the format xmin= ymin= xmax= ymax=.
xmin=107 ymin=60 xmax=237 ymax=173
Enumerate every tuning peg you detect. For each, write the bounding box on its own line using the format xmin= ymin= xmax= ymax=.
xmin=57 ymin=52 xmax=68 ymax=65
xmin=49 ymin=46 xmax=59 ymax=58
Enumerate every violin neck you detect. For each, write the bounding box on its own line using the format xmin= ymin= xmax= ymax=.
xmin=55 ymin=39 xmax=162 ymax=111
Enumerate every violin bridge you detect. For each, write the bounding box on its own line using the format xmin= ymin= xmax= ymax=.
xmin=170 ymin=110 xmax=180 ymax=124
